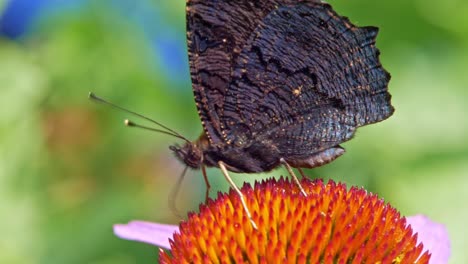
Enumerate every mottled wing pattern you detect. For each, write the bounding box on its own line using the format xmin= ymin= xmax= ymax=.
xmin=186 ymin=0 xmax=314 ymax=145
xmin=222 ymin=2 xmax=393 ymax=157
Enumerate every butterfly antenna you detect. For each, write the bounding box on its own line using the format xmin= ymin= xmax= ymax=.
xmin=124 ymin=119 xmax=188 ymax=142
xmin=168 ymin=165 xmax=189 ymax=219
xmin=89 ymin=92 xmax=190 ymax=142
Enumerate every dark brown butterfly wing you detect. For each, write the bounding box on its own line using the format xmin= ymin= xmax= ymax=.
xmin=187 ymin=0 xmax=393 ymax=159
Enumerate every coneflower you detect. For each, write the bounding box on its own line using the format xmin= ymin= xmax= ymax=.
xmin=114 ymin=178 xmax=450 ymax=264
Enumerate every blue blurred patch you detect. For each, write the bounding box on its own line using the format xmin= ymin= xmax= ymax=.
xmin=0 ymin=0 xmax=85 ymax=39
xmin=152 ymin=35 xmax=190 ymax=84
xmin=0 ymin=0 xmax=45 ymax=38
xmin=110 ymin=0 xmax=190 ymax=84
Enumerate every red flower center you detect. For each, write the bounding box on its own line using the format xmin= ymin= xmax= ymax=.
xmin=159 ymin=178 xmax=430 ymax=263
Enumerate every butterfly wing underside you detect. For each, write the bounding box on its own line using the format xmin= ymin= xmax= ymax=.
xmin=187 ymin=0 xmax=393 ymax=158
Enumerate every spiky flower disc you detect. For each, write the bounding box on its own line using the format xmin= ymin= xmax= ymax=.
xmin=159 ymin=178 xmax=430 ymax=263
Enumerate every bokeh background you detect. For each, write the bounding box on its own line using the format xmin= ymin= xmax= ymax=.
xmin=0 ymin=0 xmax=466 ymax=263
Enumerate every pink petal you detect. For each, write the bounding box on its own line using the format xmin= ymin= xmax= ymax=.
xmin=113 ymin=220 xmax=179 ymax=249
xmin=407 ymin=215 xmax=451 ymax=264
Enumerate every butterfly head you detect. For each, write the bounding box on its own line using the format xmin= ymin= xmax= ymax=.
xmin=170 ymin=142 xmax=203 ymax=169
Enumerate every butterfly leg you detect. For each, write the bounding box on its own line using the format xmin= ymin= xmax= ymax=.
xmin=201 ymin=165 xmax=211 ymax=203
xmin=297 ymin=168 xmax=307 ymax=179
xmin=280 ymin=158 xmax=308 ymax=196
xmin=218 ymin=161 xmax=258 ymax=230
xmin=168 ymin=166 xmax=189 ymax=219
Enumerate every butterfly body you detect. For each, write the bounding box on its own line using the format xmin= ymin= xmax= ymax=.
xmin=171 ymin=133 xmax=279 ymax=173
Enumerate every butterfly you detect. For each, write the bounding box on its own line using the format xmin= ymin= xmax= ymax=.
xmin=173 ymin=0 xmax=392 ymax=185
xmin=91 ymin=0 xmax=393 ymax=228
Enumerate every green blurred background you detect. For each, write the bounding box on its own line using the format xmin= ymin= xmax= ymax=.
xmin=0 ymin=0 xmax=466 ymax=263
